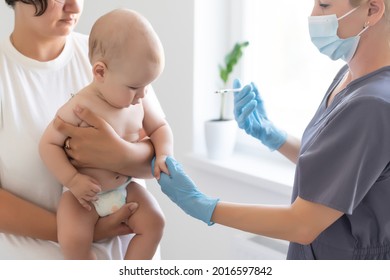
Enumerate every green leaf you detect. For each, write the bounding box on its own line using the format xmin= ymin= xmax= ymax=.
xmin=219 ymin=41 xmax=249 ymax=84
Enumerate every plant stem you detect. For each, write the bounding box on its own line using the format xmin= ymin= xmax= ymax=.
xmin=219 ymin=92 xmax=226 ymax=120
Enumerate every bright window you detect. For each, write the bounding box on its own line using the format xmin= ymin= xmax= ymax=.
xmin=234 ymin=0 xmax=344 ymax=147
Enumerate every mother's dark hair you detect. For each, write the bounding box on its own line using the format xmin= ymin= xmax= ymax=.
xmin=5 ymin=0 xmax=48 ymax=16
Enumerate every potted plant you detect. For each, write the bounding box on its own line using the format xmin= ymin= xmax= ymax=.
xmin=205 ymin=41 xmax=249 ymax=160
xmin=218 ymin=41 xmax=249 ymax=120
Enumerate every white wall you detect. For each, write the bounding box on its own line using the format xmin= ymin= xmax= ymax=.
xmin=1 ymin=1 xmax=290 ymax=259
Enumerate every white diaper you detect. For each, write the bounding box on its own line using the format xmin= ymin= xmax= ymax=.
xmin=92 ymin=178 xmax=132 ymax=217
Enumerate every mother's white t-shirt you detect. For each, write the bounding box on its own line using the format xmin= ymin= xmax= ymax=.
xmin=0 ymin=32 xmax=162 ymax=259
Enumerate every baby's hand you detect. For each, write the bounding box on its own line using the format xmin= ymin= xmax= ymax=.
xmin=67 ymin=173 xmax=101 ymax=210
xmin=153 ymin=155 xmax=170 ymax=180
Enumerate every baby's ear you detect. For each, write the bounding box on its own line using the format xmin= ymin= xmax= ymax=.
xmin=93 ymin=61 xmax=107 ymax=81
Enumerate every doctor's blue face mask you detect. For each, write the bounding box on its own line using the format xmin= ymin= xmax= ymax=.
xmin=308 ymin=6 xmax=369 ymax=62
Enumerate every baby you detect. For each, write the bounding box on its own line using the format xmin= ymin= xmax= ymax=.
xmin=39 ymin=9 xmax=173 ymax=260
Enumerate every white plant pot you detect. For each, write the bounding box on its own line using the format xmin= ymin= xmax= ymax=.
xmin=205 ymin=119 xmax=237 ymax=160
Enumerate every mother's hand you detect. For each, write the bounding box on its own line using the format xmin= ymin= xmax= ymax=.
xmin=93 ymin=202 xmax=138 ymax=241
xmin=53 ymin=106 xmax=154 ymax=177
xmin=54 ymin=106 xmax=123 ymax=169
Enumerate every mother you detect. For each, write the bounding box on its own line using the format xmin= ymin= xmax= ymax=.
xmin=0 ymin=0 xmax=162 ymax=259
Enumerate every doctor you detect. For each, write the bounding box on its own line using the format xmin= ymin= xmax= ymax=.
xmin=155 ymin=0 xmax=390 ymax=259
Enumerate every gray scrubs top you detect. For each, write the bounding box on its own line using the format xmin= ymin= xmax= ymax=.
xmin=287 ymin=65 xmax=390 ymax=259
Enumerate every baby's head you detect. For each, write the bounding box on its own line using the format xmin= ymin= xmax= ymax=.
xmin=88 ymin=9 xmax=165 ymax=108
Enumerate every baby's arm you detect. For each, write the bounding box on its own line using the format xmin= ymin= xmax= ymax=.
xmin=142 ymin=95 xmax=174 ymax=179
xmin=149 ymin=123 xmax=173 ymax=179
xmin=39 ymin=101 xmax=101 ymax=210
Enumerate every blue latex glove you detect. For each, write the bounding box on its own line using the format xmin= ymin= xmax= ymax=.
xmin=233 ymin=79 xmax=287 ymax=151
xmin=152 ymin=156 xmax=219 ymax=226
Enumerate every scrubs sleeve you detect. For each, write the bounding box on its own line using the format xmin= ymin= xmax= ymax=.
xmin=296 ymin=97 xmax=390 ymax=214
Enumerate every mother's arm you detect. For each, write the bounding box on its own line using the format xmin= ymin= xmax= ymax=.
xmin=0 ymin=188 xmax=57 ymax=241
xmin=53 ymin=106 xmax=155 ymax=179
xmin=0 ymin=187 xmax=137 ymax=242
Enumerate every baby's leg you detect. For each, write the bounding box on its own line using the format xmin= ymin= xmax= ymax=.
xmin=57 ymin=191 xmax=99 ymax=259
xmin=124 ymin=181 xmax=165 ymax=260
